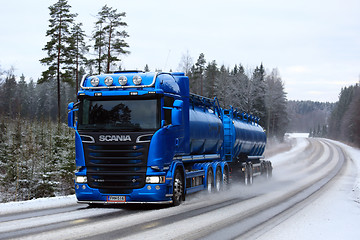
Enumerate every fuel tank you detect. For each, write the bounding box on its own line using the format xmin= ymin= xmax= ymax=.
xmin=189 ymin=106 xmax=224 ymax=155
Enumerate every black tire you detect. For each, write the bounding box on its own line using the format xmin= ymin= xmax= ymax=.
xmin=215 ymin=167 xmax=222 ymax=192
xmin=267 ymin=162 xmax=273 ymax=179
xmin=206 ymin=168 xmax=214 ymax=193
xmin=222 ymin=167 xmax=230 ymax=190
xmin=244 ymin=163 xmax=253 ymax=185
xmin=172 ymin=170 xmax=184 ymax=206
xmin=248 ymin=164 xmax=253 ymax=185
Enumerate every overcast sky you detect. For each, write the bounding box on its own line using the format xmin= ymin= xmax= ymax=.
xmin=0 ymin=0 xmax=359 ymax=102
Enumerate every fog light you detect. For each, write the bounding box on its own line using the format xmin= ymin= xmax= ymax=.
xmin=155 ymin=185 xmax=160 ymax=190
xmin=147 ymin=185 xmax=152 ymax=190
xmin=76 ymin=185 xmax=79 ymax=189
xmin=82 ymin=185 xmax=86 ymax=190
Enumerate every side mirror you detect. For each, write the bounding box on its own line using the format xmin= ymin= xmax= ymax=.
xmin=172 ymin=100 xmax=183 ymax=126
xmin=68 ymin=102 xmax=77 ymax=129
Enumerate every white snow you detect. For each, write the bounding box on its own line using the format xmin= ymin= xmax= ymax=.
xmin=0 ymin=195 xmax=77 ymax=215
xmin=256 ymin=137 xmax=360 ymax=240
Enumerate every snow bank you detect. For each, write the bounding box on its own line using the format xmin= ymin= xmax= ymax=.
xmin=328 ymin=140 xmax=360 ymax=203
xmin=0 ymin=195 xmax=77 ymax=215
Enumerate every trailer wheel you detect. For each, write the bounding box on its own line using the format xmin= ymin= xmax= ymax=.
xmin=172 ymin=170 xmax=184 ymax=206
xmin=215 ymin=167 xmax=222 ymax=192
xmin=244 ymin=163 xmax=253 ymax=185
xmin=206 ymin=168 xmax=214 ymax=193
xmin=266 ymin=162 xmax=273 ymax=179
xmin=249 ymin=164 xmax=253 ymax=185
xmin=222 ymin=167 xmax=230 ymax=190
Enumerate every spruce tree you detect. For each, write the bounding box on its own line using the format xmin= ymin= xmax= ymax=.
xmin=193 ymin=53 xmax=206 ymax=95
xmin=251 ymin=63 xmax=266 ymax=125
xmin=39 ymin=0 xmax=77 ymax=123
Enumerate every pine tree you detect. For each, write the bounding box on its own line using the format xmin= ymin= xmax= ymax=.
xmin=144 ymin=64 xmax=150 ymax=72
xmin=69 ymin=22 xmax=88 ymax=94
xmin=93 ymin=5 xmax=130 ymax=74
xmin=39 ymin=0 xmax=77 ymax=123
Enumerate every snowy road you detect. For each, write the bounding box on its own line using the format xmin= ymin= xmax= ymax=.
xmin=1 ymin=137 xmax=359 ymax=240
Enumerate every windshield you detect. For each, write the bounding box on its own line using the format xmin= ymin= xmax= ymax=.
xmin=78 ymin=98 xmax=160 ymax=131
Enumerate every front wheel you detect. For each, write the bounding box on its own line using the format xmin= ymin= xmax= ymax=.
xmin=172 ymin=170 xmax=184 ymax=206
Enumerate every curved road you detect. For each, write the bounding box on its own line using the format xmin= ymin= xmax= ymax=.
xmin=0 ymin=138 xmax=352 ymax=240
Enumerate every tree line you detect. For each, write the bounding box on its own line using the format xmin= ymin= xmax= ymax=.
xmin=328 ymin=84 xmax=360 ymax=146
xmin=178 ymin=52 xmax=289 ymax=140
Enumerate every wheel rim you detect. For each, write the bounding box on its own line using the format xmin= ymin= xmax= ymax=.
xmin=207 ymin=170 xmax=213 ymax=193
xmin=216 ymin=169 xmax=222 ymax=192
xmin=222 ymin=168 xmax=229 ymax=190
xmin=244 ymin=166 xmax=249 ymax=185
xmin=249 ymin=167 xmax=253 ymax=185
xmin=173 ymin=174 xmax=183 ymax=202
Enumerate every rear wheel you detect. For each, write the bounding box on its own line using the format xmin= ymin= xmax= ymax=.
xmin=206 ymin=168 xmax=214 ymax=193
xmin=266 ymin=162 xmax=273 ymax=179
xmin=215 ymin=167 xmax=222 ymax=192
xmin=244 ymin=163 xmax=253 ymax=185
xmin=222 ymin=167 xmax=230 ymax=190
xmin=248 ymin=164 xmax=253 ymax=185
xmin=172 ymin=170 xmax=184 ymax=206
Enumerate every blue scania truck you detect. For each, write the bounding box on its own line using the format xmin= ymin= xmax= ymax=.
xmin=67 ymin=71 xmax=272 ymax=206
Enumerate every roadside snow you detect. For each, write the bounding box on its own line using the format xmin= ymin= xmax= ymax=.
xmin=0 ymin=195 xmax=77 ymax=215
xmin=256 ymin=138 xmax=360 ymax=240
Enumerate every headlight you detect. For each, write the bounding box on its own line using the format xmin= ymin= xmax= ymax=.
xmin=133 ymin=75 xmax=142 ymax=85
xmin=146 ymin=176 xmax=165 ymax=184
xmin=118 ymin=76 xmax=128 ymax=86
xmin=75 ymin=176 xmax=87 ymax=183
xmin=104 ymin=76 xmax=113 ymax=86
xmin=90 ymin=77 xmax=99 ymax=87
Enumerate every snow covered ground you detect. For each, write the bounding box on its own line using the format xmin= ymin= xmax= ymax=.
xmin=256 ymin=135 xmax=360 ymax=240
xmin=1 ymin=134 xmax=360 ymax=239
xmin=0 ymin=195 xmax=77 ymax=216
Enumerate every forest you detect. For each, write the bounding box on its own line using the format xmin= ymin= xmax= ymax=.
xmin=0 ymin=0 xmax=359 ymax=202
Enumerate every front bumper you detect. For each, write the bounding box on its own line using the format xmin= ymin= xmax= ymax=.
xmin=75 ymin=183 xmax=173 ymax=204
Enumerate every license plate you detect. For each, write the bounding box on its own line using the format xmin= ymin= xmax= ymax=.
xmin=107 ymin=195 xmax=126 ymax=202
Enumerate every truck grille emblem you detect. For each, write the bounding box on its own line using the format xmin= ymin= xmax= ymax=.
xmin=99 ymin=135 xmax=132 ymax=142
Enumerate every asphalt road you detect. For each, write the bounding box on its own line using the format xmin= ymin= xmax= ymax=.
xmin=0 ymin=138 xmax=349 ymax=240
